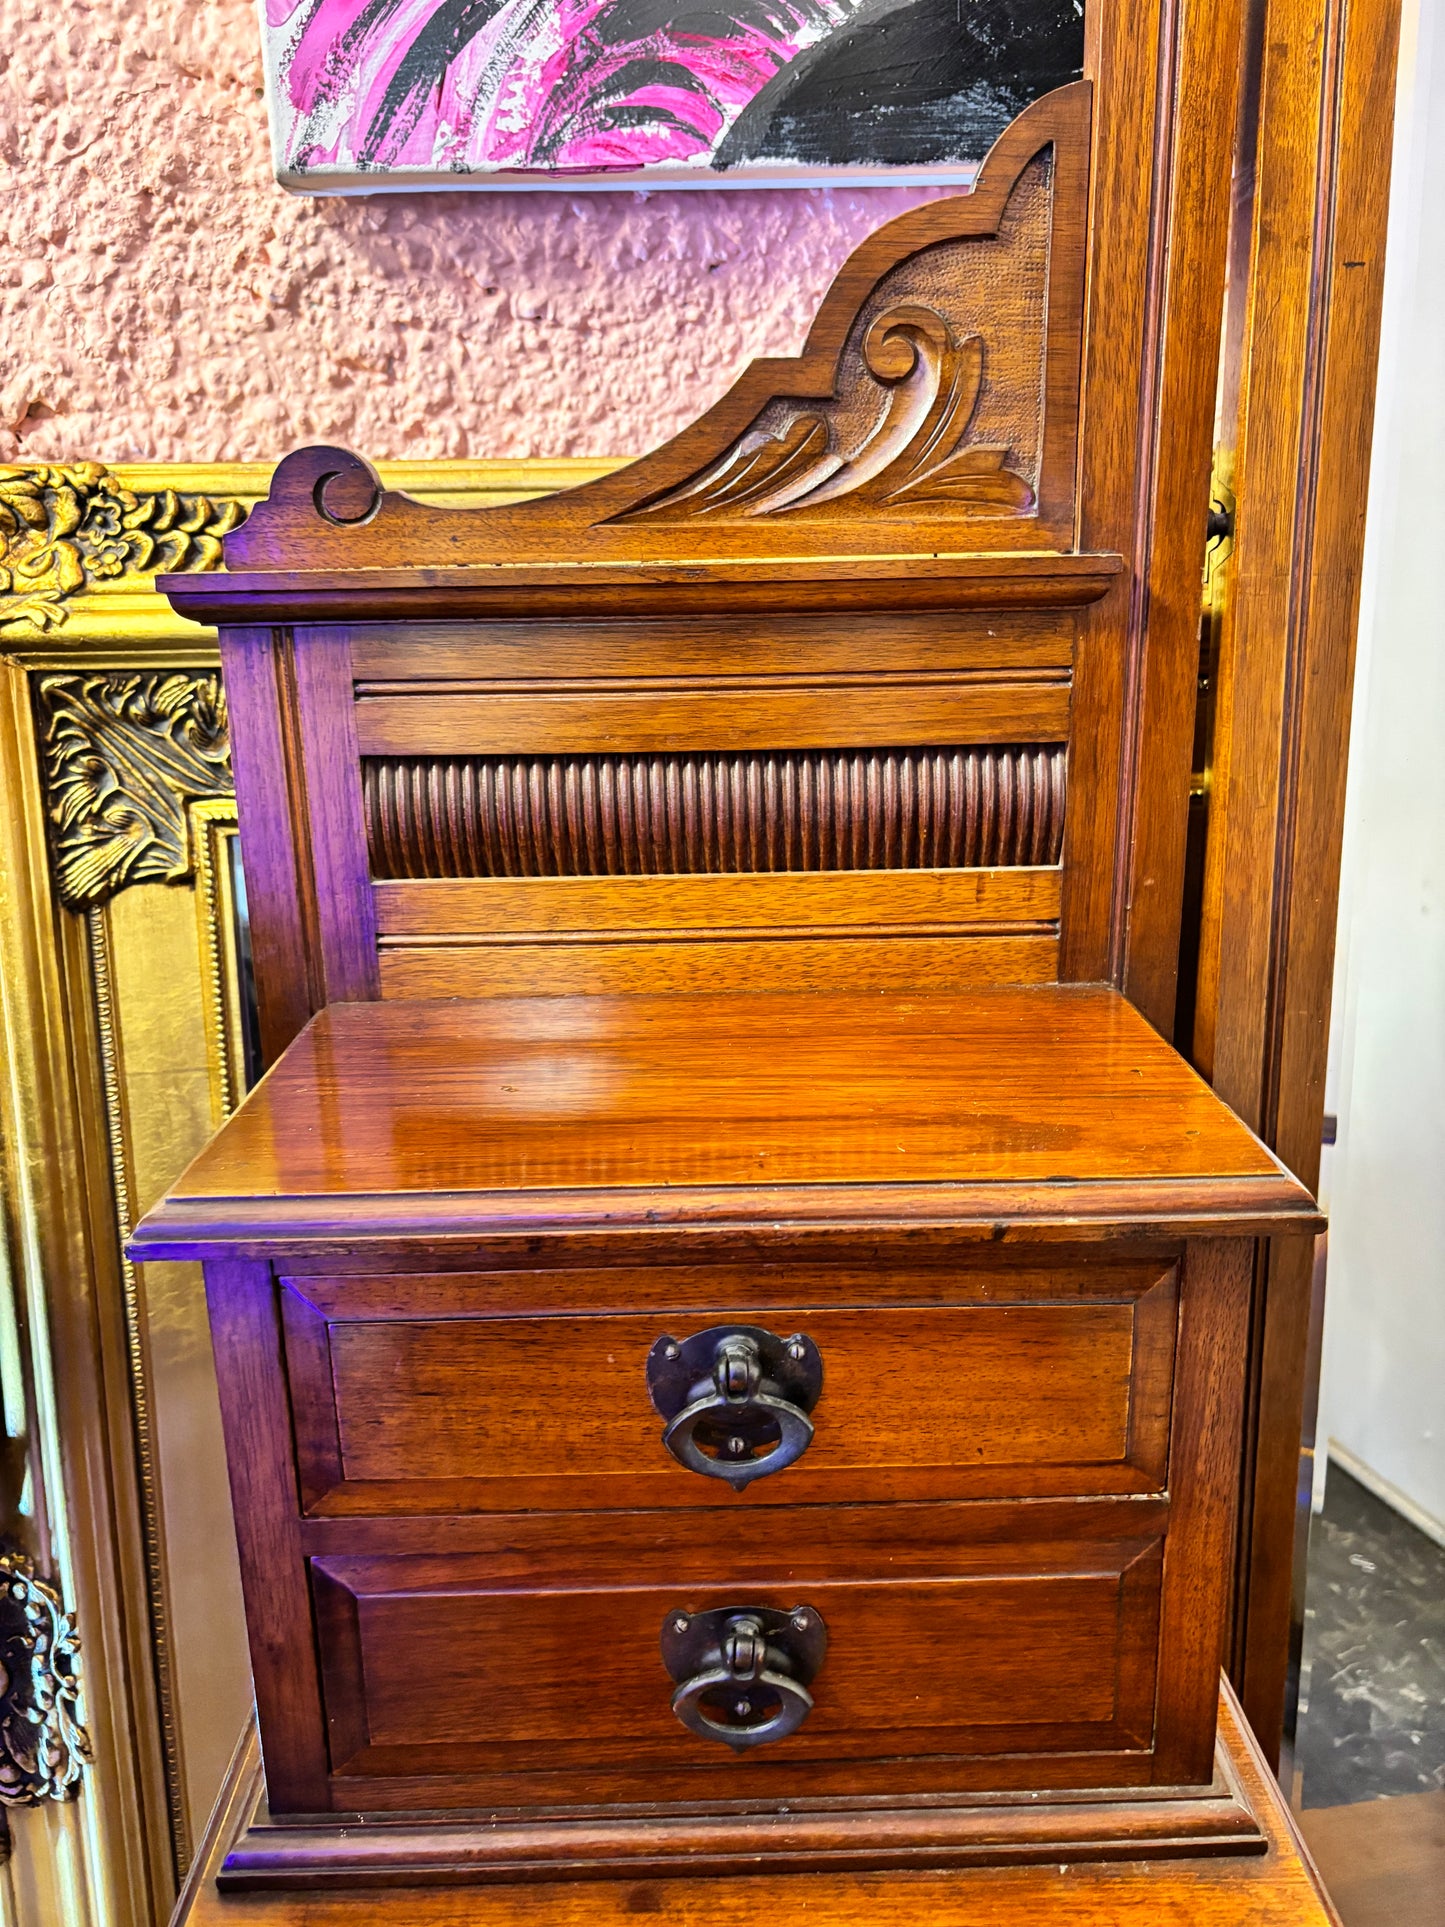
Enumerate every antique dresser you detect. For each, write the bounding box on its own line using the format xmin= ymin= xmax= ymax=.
xmin=133 ymin=85 xmax=1322 ymax=1889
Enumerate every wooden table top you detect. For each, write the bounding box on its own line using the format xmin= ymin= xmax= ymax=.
xmin=131 ymin=985 xmax=1319 ymax=1256
xmin=174 ymin=1686 xmax=1341 ymax=1927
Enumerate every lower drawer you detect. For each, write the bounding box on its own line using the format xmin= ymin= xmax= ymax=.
xmin=308 ymin=1504 xmax=1165 ymax=1809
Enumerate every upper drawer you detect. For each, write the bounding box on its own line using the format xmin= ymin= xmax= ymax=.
xmin=281 ymin=1261 xmax=1177 ymax=1514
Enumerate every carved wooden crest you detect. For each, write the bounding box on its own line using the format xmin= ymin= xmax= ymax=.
xmin=211 ymin=82 xmax=1091 ymax=599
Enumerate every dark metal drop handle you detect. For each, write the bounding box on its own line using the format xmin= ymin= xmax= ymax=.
xmin=646 ymin=1327 xmax=823 ymax=1490
xmin=661 ymin=1606 xmax=827 ymax=1751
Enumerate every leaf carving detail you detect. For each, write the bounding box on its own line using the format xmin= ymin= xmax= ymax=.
xmin=629 ymin=306 xmax=1034 ymax=523
xmin=35 ymin=671 xmax=233 ymax=908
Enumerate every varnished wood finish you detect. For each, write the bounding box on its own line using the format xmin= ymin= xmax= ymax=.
xmin=371 ymin=867 xmax=1064 ymax=934
xmin=352 ymin=685 xmax=1071 ymax=757
xmin=161 ymin=45 xmax=1252 ymax=1060
xmin=130 ymin=987 xmax=1317 ymax=1259
xmin=200 ymin=1261 xmax=330 ymax=1814
xmin=128 ymin=981 xmax=1317 ymax=1879
xmin=171 ymin=1684 xmax=1353 ymax=1917
xmin=191 ymin=92 xmax=1094 ymax=581
xmin=346 ymin=610 xmax=1076 ymax=682
xmin=282 ymin=1261 xmax=1178 ymax=1513
xmin=1190 ymin=0 xmax=1404 ymax=1756
xmin=310 ymin=1527 xmax=1165 ymax=1794
xmin=140 ymin=21 xmax=1351 ymax=1880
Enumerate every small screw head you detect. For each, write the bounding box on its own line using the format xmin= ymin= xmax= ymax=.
xmin=786 ymin=1339 xmax=806 ymax=1361
xmin=662 ymin=1341 xmax=680 ymax=1360
xmin=792 ymin=1611 xmax=810 ymax=1632
xmin=728 ymin=1435 xmax=749 ymax=1457
xmin=734 ymin=1699 xmax=751 ymax=1719
xmin=672 ymin=1615 xmax=689 ymax=1633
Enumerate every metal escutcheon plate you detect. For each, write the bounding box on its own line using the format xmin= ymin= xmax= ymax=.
xmin=646 ymin=1325 xmax=823 ymax=1489
xmin=660 ymin=1604 xmax=828 ymax=1750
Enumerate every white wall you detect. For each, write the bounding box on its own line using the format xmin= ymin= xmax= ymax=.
xmin=1316 ymin=0 xmax=1445 ymax=1539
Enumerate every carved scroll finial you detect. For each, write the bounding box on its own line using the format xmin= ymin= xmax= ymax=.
xmin=0 ymin=464 xmax=243 ymax=635
xmin=0 ymin=1553 xmax=92 ymax=1807
xmin=35 ymin=671 xmax=233 ymax=909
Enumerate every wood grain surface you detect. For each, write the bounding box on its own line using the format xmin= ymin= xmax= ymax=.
xmin=284 ymin=1266 xmax=1176 ymax=1513
xmin=129 ymin=986 xmax=1318 ymax=1259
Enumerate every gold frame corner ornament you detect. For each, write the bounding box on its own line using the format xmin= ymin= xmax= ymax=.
xmin=32 ymin=671 xmax=233 ymax=912
xmin=0 ymin=1552 xmax=93 ymax=1807
xmin=0 ymin=465 xmax=244 ymax=639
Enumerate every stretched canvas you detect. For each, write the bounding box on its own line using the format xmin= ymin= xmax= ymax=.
xmin=260 ymin=0 xmax=1085 ymax=189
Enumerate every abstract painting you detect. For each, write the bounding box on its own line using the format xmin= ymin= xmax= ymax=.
xmin=261 ymin=0 xmax=1085 ymax=188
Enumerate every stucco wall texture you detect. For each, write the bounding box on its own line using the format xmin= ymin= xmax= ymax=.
xmin=1 ymin=0 xmax=947 ymax=463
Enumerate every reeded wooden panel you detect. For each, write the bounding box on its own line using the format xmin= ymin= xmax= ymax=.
xmin=363 ymin=745 xmax=1066 ymax=881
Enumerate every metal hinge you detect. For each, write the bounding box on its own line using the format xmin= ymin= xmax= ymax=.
xmin=0 ymin=1552 xmax=92 ymax=1805
xmin=1203 ymin=453 xmax=1237 ymax=610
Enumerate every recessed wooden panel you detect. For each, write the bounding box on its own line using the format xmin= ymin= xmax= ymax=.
xmin=353 ymin=685 xmax=1071 ymax=758
xmin=282 ymin=1272 xmax=1177 ymax=1513
xmin=310 ymin=1532 xmax=1163 ymax=1798
xmin=346 ymin=611 xmax=1078 ymax=685
xmin=372 ymin=869 xmax=1062 ymax=937
xmin=374 ymin=933 xmax=1061 ymax=998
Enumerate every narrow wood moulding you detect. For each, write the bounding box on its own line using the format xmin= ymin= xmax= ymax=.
xmin=213 ymin=1704 xmax=1266 ymax=1889
xmin=126 ymin=1175 xmax=1321 ymax=1262
xmin=353 ymin=684 xmax=1072 ymax=759
xmin=372 ymin=871 xmax=1064 ymax=938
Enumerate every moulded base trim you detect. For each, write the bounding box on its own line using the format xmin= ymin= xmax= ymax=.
xmin=216 ymin=1700 xmax=1267 ymax=1889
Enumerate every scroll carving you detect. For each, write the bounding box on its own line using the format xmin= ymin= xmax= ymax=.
xmin=364 ymin=746 xmax=1067 ymax=881
xmin=0 ymin=464 xmax=242 ymax=634
xmin=630 ymin=315 xmax=1033 ymax=521
xmin=0 ymin=1553 xmax=92 ymax=1807
xmin=214 ymin=84 xmax=1091 ymax=581
xmin=628 ymin=155 xmax=1050 ymax=525
xmin=35 ymin=671 xmax=233 ymax=909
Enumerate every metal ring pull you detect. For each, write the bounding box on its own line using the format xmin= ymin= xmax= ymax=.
xmin=660 ymin=1606 xmax=827 ymax=1750
xmin=645 ymin=1326 xmax=823 ymax=1489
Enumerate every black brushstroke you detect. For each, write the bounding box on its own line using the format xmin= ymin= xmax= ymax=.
xmin=359 ymin=0 xmax=510 ymax=165
xmin=597 ymin=99 xmax=709 ymax=131
xmin=589 ymin=0 xmax=839 ymax=44
xmin=716 ymin=0 xmax=1084 ymax=167
xmin=529 ymin=55 xmax=722 ymax=163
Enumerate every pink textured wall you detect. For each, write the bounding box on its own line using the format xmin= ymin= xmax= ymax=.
xmin=1 ymin=0 xmax=945 ymax=463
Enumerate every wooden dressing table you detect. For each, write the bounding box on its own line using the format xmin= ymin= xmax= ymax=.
xmin=135 ymin=81 xmax=1333 ymax=1916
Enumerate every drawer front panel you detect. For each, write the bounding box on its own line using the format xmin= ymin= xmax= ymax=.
xmin=283 ymin=1264 xmax=1177 ymax=1513
xmin=311 ymin=1526 xmax=1162 ymax=1802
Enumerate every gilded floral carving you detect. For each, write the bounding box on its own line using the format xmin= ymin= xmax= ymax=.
xmin=35 ymin=671 xmax=233 ymax=909
xmin=0 ymin=1553 xmax=92 ymax=1807
xmin=0 ymin=464 xmax=243 ymax=635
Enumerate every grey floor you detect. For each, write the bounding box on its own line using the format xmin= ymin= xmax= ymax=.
xmin=1296 ymin=1463 xmax=1445 ymax=1810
